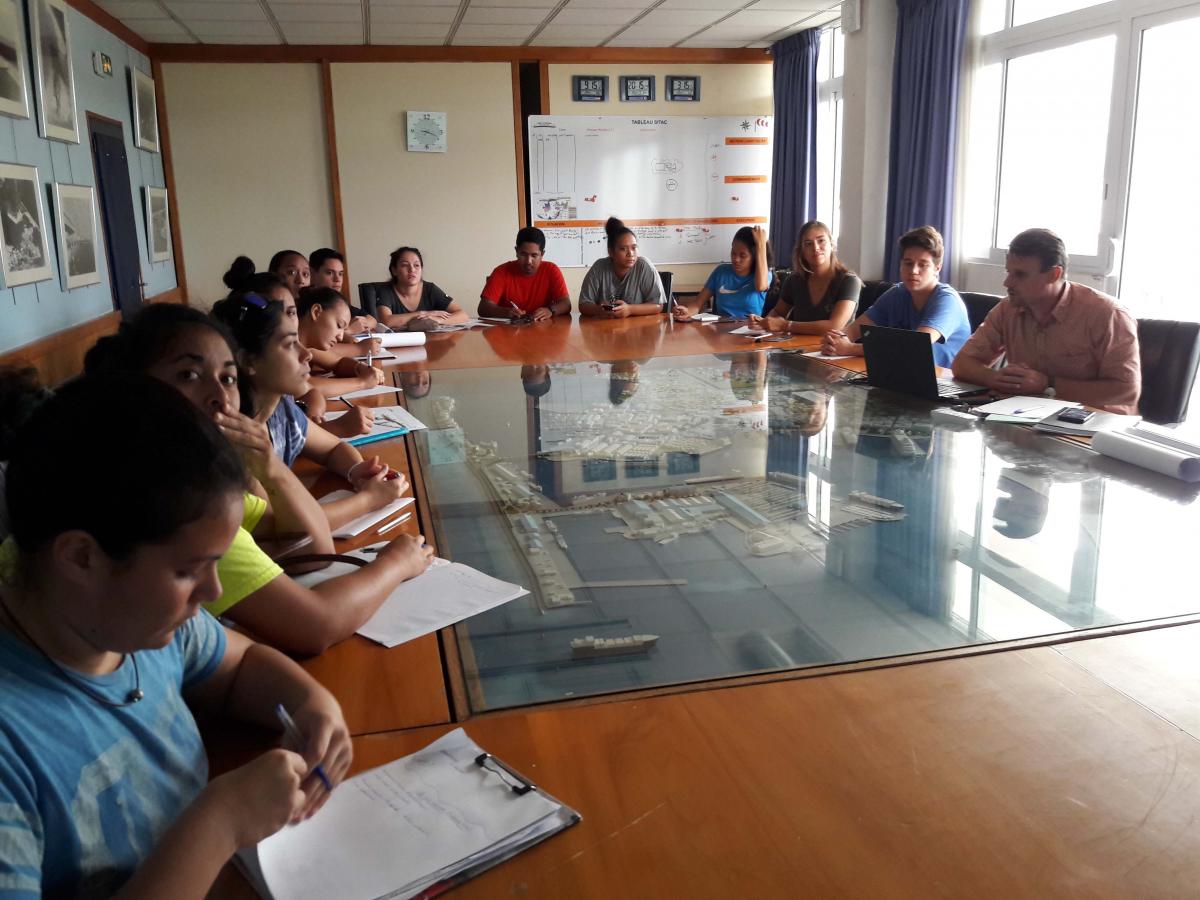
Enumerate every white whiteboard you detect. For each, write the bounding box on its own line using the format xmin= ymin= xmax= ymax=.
xmin=527 ymin=115 xmax=773 ymax=268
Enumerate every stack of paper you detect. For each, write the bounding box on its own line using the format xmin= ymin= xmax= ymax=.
xmin=691 ymin=312 xmax=720 ymax=323
xmin=324 ymin=405 xmax=428 ymax=447
xmin=1093 ymin=424 xmax=1200 ymax=481
xmin=318 ymin=491 xmax=414 ymax=539
xmin=728 ymin=324 xmax=769 ymax=338
xmin=974 ymin=396 xmax=1081 ymax=424
xmin=290 ymin=549 xmax=529 ymax=648
xmin=1033 ymin=409 xmax=1140 ymax=437
xmin=237 ymin=728 xmax=580 ymax=900
xmin=433 ymin=318 xmax=495 ymax=332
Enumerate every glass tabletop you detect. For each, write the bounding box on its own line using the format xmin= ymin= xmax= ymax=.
xmin=403 ymin=351 xmax=1200 ymax=713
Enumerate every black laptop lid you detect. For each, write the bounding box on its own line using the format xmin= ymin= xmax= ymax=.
xmin=860 ymin=325 xmax=939 ymax=399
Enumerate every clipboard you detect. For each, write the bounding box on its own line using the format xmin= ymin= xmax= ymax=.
xmin=236 ymin=728 xmax=582 ymax=900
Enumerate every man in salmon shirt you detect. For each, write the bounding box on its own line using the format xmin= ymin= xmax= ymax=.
xmin=952 ymin=228 xmax=1141 ymax=414
xmin=478 ymin=227 xmax=572 ymax=322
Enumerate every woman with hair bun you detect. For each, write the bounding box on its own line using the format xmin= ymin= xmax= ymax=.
xmin=578 ymin=217 xmax=666 ymax=318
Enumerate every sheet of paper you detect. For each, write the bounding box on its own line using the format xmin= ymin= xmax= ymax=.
xmin=728 ymin=324 xmax=768 ymax=337
xmin=249 ymin=729 xmax=561 ymax=900
xmin=318 ymin=491 xmax=415 ymax=538
xmin=337 ymin=384 xmax=404 ymax=401
xmin=691 ymin=312 xmax=720 ymax=323
xmin=974 ymin=395 xmax=1079 ymax=418
xmin=326 ymin=404 xmax=428 ymax=433
xmin=433 ymin=318 xmax=495 ymax=332
xmin=801 ymin=350 xmax=854 ymax=361
xmin=358 ymin=561 xmax=529 ymax=648
xmin=353 ymin=351 xmax=397 ymax=361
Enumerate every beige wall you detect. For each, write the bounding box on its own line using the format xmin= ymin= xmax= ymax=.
xmin=161 ymin=63 xmax=335 ymax=307
xmin=547 ymin=62 xmax=774 ymax=294
xmin=331 ymin=62 xmax=519 ymax=309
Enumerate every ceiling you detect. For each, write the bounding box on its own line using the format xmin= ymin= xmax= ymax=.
xmin=99 ymin=0 xmax=841 ymax=48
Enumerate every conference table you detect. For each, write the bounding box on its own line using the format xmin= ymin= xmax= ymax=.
xmin=211 ymin=314 xmax=1200 ymax=898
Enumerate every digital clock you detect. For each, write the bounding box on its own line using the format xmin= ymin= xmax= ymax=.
xmin=572 ymin=75 xmax=608 ymax=102
xmin=620 ymin=75 xmax=655 ymax=102
xmin=666 ymin=75 xmax=701 ymax=102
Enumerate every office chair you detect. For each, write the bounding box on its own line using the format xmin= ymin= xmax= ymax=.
xmin=856 ymin=280 xmax=892 ymax=317
xmin=1136 ymin=318 xmax=1200 ymax=425
xmin=659 ymin=270 xmax=674 ymax=311
xmin=960 ymin=291 xmax=1004 ymax=333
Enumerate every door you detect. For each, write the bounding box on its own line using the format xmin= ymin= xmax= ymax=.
xmin=88 ymin=115 xmax=143 ymax=319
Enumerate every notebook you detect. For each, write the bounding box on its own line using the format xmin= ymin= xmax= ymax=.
xmin=860 ymin=325 xmax=985 ymax=400
xmin=325 ymin=405 xmax=428 ymax=447
xmin=236 ymin=728 xmax=581 ymax=900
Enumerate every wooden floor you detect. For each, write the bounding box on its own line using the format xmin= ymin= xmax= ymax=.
xmin=210 ymin=317 xmax=1200 ymax=899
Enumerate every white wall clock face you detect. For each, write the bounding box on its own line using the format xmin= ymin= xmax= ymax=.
xmin=406 ymin=111 xmax=447 ymax=153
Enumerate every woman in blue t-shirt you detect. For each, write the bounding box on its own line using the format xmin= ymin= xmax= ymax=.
xmin=672 ymin=225 xmax=772 ymax=320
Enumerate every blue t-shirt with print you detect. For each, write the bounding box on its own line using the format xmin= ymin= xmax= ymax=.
xmin=0 ymin=610 xmax=226 ymax=898
xmin=864 ymin=282 xmax=971 ymax=367
xmin=266 ymin=395 xmax=309 ymax=467
xmin=705 ymin=263 xmax=773 ymax=319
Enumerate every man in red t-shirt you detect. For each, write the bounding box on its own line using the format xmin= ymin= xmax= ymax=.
xmin=478 ymin=227 xmax=572 ymax=321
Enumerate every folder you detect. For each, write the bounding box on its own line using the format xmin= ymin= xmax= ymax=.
xmin=236 ymin=728 xmax=581 ymax=900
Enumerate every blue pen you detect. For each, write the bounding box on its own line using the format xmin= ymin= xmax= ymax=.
xmin=275 ymin=703 xmax=334 ymax=792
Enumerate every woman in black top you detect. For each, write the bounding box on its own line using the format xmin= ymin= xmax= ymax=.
xmin=751 ymin=221 xmax=861 ymax=336
xmin=375 ymin=246 xmax=469 ymax=331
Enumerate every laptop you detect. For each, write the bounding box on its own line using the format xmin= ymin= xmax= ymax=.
xmin=860 ymin=325 xmax=985 ymax=400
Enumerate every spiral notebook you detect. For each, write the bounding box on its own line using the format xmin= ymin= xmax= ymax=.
xmin=236 ymin=728 xmax=581 ymax=900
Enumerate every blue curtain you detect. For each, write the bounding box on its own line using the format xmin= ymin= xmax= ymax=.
xmin=770 ymin=28 xmax=821 ymax=265
xmin=883 ymin=0 xmax=970 ymax=282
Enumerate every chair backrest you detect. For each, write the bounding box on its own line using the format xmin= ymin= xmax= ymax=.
xmin=960 ymin=291 xmax=1004 ymax=333
xmin=658 ymin=270 xmax=674 ymax=311
xmin=1136 ymin=318 xmax=1200 ymax=425
xmin=762 ymin=267 xmax=791 ymax=312
xmin=856 ymin=280 xmax=892 ymax=318
xmin=357 ymin=282 xmax=387 ymax=319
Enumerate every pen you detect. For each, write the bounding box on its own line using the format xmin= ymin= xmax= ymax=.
xmin=340 ymin=397 xmax=355 ymax=410
xmin=1011 ymin=405 xmax=1045 ymax=415
xmin=377 ymin=511 xmax=412 ymax=534
xmin=275 ymin=703 xmax=333 ymax=792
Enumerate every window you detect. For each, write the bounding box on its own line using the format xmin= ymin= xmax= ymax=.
xmin=816 ymin=26 xmax=844 ymax=240
xmin=961 ymin=0 xmax=1200 ymax=312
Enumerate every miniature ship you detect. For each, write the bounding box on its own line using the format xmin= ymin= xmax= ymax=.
xmin=570 ymin=634 xmax=659 ymax=658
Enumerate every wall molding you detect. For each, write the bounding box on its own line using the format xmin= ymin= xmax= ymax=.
xmin=0 ymin=288 xmax=185 ymax=385
xmin=151 ymin=62 xmax=188 ymax=301
xmin=320 ymin=60 xmax=349 ymax=282
xmin=149 ymin=45 xmax=772 ymax=65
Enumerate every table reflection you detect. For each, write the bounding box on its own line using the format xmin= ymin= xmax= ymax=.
xmin=405 ymin=350 xmax=1200 ymax=711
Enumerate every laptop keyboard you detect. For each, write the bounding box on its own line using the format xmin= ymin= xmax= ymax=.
xmin=935 ymin=379 xmax=981 ymax=397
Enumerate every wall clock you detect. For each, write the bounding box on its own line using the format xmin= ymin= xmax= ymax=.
xmin=406 ymin=111 xmax=447 ymax=153
xmin=572 ymin=75 xmax=608 ymax=102
xmin=619 ymin=75 xmax=655 ymax=102
xmin=666 ymin=75 xmax=701 ymax=102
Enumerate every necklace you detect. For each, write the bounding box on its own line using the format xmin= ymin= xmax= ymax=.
xmin=0 ymin=593 xmax=144 ymax=707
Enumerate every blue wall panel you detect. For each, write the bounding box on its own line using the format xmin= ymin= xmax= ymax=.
xmin=0 ymin=4 xmax=176 ymax=355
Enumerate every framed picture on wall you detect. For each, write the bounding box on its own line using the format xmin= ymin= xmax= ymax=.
xmin=144 ymin=186 xmax=170 ymax=262
xmin=131 ymin=68 xmax=158 ymax=153
xmin=0 ymin=162 xmax=52 ymax=286
xmin=0 ymin=0 xmax=31 ymax=119
xmin=30 ymin=0 xmax=78 ymax=143
xmin=52 ymin=183 xmax=102 ymax=289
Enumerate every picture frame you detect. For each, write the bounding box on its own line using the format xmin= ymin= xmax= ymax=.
xmin=130 ymin=68 xmax=158 ymax=153
xmin=52 ymin=182 xmax=102 ymax=289
xmin=144 ymin=185 xmax=170 ymax=262
xmin=0 ymin=162 xmax=52 ymax=287
xmin=0 ymin=0 xmax=31 ymax=119
xmin=30 ymin=0 xmax=78 ymax=143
